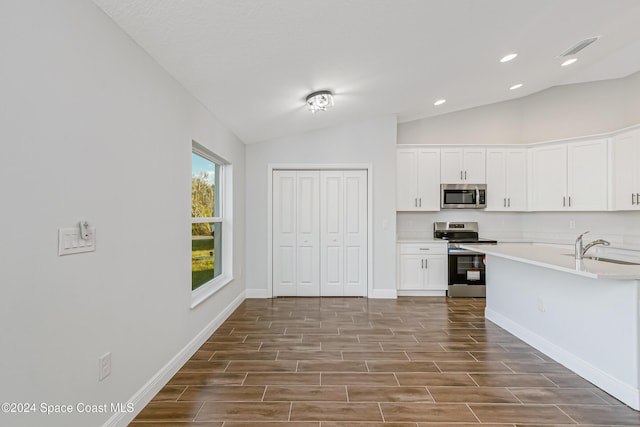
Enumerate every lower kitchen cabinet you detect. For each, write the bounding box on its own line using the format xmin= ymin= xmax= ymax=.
xmin=397 ymin=243 xmax=447 ymax=293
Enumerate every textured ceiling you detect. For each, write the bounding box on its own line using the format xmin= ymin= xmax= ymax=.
xmin=91 ymin=0 xmax=640 ymax=144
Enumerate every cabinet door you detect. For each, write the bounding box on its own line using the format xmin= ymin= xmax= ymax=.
xmin=567 ymin=139 xmax=608 ymax=211
xmin=530 ymin=144 xmax=567 ymax=210
xmin=397 ymin=254 xmax=425 ymax=290
xmin=423 ymin=255 xmax=447 ymax=290
xmin=611 ymin=130 xmax=640 ymax=210
xmin=462 ymin=148 xmax=486 ymax=183
xmin=441 ymin=148 xmax=464 ymax=183
xmin=396 ymin=149 xmax=418 ymax=210
xmin=504 ymin=149 xmax=528 ymax=211
xmin=416 ymin=148 xmax=441 ymax=210
xmin=485 ymin=149 xmax=507 ymax=210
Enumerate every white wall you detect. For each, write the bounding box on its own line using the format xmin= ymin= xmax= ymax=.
xmin=398 ymin=70 xmax=640 ymax=145
xmin=397 ymin=71 xmax=640 ymax=249
xmin=245 ymin=116 xmax=397 ymax=298
xmin=0 ymin=1 xmax=245 ymax=426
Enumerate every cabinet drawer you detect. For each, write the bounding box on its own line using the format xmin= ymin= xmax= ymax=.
xmin=398 ymin=243 xmax=447 ymax=255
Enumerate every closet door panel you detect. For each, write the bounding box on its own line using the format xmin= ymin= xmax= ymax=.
xmin=273 ymin=171 xmax=297 ymax=296
xmin=321 ymin=171 xmax=344 ymax=296
xmin=343 ymin=171 xmax=367 ymax=296
xmin=295 ymin=171 xmax=320 ymax=296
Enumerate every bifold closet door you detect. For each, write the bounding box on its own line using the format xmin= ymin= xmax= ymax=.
xmin=272 ymin=171 xmax=320 ymax=296
xmin=320 ymin=170 xmax=368 ymax=296
xmin=273 ymin=169 xmax=367 ymax=297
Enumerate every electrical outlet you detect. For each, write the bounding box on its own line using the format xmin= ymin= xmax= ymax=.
xmin=98 ymin=352 xmax=111 ymax=381
xmin=569 ymin=220 xmax=576 ymax=229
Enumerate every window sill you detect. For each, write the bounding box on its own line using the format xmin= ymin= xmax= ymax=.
xmin=190 ymin=275 xmax=234 ymax=309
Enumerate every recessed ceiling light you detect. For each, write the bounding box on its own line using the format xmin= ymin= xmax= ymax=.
xmin=561 ymin=58 xmax=578 ymax=67
xmin=434 ymin=99 xmax=446 ymax=106
xmin=509 ymin=83 xmax=523 ymax=90
xmin=500 ymin=53 xmax=518 ymax=63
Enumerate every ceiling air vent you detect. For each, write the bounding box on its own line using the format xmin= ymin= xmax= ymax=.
xmin=557 ymin=36 xmax=600 ymax=57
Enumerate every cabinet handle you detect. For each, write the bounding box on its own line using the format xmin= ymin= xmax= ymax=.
xmin=633 ymin=193 xmax=636 ymax=205
xmin=637 ymin=193 xmax=640 ymax=205
xmin=460 ymin=170 xmax=463 ymax=180
xmin=508 ymin=198 xmax=511 ymax=207
xmin=419 ymin=248 xmax=431 ymax=250
xmin=425 ymin=259 xmax=428 ymax=269
xmin=421 ymin=259 xmax=424 ymax=269
xmin=563 ymin=196 xmax=566 ymax=207
xmin=464 ymin=171 xmax=467 ymax=180
xmin=503 ymin=198 xmax=506 ymax=207
xmin=414 ymin=198 xmax=417 ymax=207
xmin=419 ymin=198 xmax=422 ymax=207
xmin=568 ymin=196 xmax=572 ymax=207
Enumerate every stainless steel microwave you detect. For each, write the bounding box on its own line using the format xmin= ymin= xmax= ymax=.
xmin=441 ymin=184 xmax=487 ymax=209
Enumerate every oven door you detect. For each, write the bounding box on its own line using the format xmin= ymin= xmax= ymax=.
xmin=448 ymin=249 xmax=486 ymax=286
xmin=441 ymin=184 xmax=486 ymax=209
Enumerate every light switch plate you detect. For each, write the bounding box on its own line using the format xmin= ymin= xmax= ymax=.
xmin=58 ymin=227 xmax=96 ymax=255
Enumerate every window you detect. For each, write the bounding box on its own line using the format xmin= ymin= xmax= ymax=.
xmin=191 ymin=142 xmax=232 ymax=304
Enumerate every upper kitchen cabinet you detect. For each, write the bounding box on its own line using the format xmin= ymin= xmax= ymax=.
xmin=610 ymin=129 xmax=640 ymax=210
xmin=485 ymin=148 xmax=528 ymax=211
xmin=396 ymin=147 xmax=441 ymax=211
xmin=529 ymin=139 xmax=608 ymax=211
xmin=440 ymin=147 xmax=486 ymax=183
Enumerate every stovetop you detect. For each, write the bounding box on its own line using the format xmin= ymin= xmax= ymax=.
xmin=443 ymin=237 xmax=498 ymax=244
xmin=433 ymin=221 xmax=497 ymax=245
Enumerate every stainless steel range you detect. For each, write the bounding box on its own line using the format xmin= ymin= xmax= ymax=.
xmin=433 ymin=222 xmax=497 ymax=298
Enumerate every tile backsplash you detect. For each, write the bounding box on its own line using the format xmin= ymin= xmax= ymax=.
xmin=397 ymin=210 xmax=640 ymax=250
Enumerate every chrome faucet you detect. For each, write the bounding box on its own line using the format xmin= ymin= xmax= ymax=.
xmin=583 ymin=239 xmax=611 ymax=255
xmin=575 ymin=230 xmax=611 ymax=260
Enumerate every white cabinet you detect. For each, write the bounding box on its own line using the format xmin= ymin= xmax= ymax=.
xmin=273 ymin=170 xmax=368 ymax=297
xmin=441 ymin=147 xmax=486 ymax=183
xmin=529 ymin=139 xmax=608 ymax=211
xmin=397 ymin=243 xmax=447 ymax=292
xmin=611 ymin=129 xmax=640 ymax=210
xmin=396 ymin=147 xmax=440 ymax=211
xmin=486 ymin=148 xmax=528 ymax=211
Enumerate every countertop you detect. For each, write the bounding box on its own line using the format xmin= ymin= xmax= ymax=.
xmin=397 ymin=238 xmax=447 ymax=244
xmin=463 ymin=243 xmax=640 ymax=280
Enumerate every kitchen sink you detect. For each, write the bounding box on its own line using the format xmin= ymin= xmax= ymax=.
xmin=563 ymin=254 xmax=640 ymax=265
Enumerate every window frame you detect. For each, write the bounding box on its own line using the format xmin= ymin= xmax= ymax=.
xmin=191 ymin=141 xmax=233 ymax=308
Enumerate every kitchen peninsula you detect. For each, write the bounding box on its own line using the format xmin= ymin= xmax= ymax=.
xmin=468 ymin=243 xmax=640 ymax=410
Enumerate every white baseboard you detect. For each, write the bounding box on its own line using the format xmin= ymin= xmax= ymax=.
xmin=370 ymin=288 xmax=397 ymax=299
xmin=245 ymin=288 xmax=269 ymax=298
xmin=486 ymin=307 xmax=640 ymax=410
xmin=103 ymin=291 xmax=246 ymax=427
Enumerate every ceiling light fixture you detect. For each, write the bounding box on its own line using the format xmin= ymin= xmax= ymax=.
xmin=509 ymin=83 xmax=523 ymax=90
xmin=500 ymin=53 xmax=518 ymax=63
xmin=306 ymin=90 xmax=334 ymax=113
xmin=434 ymin=99 xmax=446 ymax=106
xmin=561 ymin=58 xmax=578 ymax=67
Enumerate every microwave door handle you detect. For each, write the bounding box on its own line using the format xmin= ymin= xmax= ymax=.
xmin=475 ymin=186 xmax=480 ymax=206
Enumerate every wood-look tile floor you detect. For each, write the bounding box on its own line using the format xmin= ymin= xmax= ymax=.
xmin=130 ymin=297 xmax=640 ymax=426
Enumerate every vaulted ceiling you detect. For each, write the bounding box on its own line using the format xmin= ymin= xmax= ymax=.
xmin=91 ymin=0 xmax=640 ymax=143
